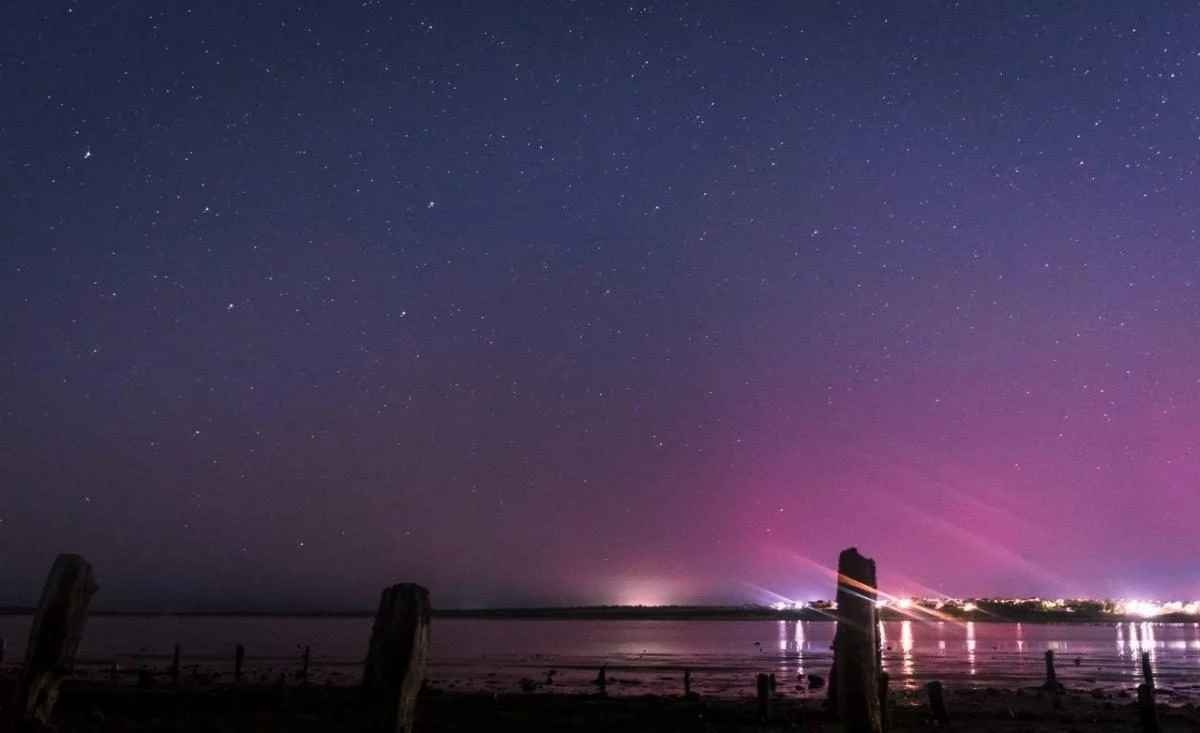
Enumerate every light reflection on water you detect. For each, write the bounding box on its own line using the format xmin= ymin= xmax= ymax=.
xmin=900 ymin=620 xmax=914 ymax=680
xmin=2 ymin=616 xmax=1200 ymax=699
xmin=966 ymin=621 xmax=976 ymax=676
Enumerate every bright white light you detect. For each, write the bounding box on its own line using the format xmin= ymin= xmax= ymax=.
xmin=1121 ymin=600 xmax=1162 ymax=618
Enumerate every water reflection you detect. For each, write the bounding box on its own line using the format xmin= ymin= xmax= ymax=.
xmin=900 ymin=620 xmax=914 ymax=679
xmin=966 ymin=621 xmax=976 ymax=676
xmin=776 ymin=620 xmax=804 ymax=678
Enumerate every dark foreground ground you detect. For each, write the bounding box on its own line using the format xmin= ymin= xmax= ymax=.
xmin=7 ymin=682 xmax=1200 ymax=732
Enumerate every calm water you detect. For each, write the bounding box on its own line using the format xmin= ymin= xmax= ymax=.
xmin=2 ymin=616 xmax=1198 ymax=700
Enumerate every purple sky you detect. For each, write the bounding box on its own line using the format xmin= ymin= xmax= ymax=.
xmin=4 ymin=1 xmax=1200 ymax=609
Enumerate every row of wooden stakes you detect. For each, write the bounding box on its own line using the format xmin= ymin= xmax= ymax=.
xmin=2 ymin=553 xmax=432 ymax=733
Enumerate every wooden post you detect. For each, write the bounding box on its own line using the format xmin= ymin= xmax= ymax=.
xmin=8 ymin=554 xmax=98 ymax=727
xmin=596 ymin=666 xmax=607 ymax=696
xmin=234 ymin=643 xmax=245 ymax=683
xmin=171 ymin=643 xmax=181 ymax=686
xmin=683 ymin=668 xmax=691 ymax=696
xmin=1043 ymin=649 xmax=1062 ymax=691
xmin=1141 ymin=651 xmax=1155 ymax=691
xmin=832 ymin=547 xmax=883 ymax=733
xmin=926 ymin=680 xmax=949 ymax=725
xmin=756 ymin=672 xmax=771 ymax=722
xmin=1137 ymin=682 xmax=1160 ymax=732
xmin=0 ymin=636 xmax=6 ymax=665
xmin=362 ymin=583 xmax=431 ymax=733
xmin=878 ymin=672 xmax=890 ymax=733
xmin=301 ymin=644 xmax=311 ymax=684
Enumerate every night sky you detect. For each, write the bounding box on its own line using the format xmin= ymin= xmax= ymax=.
xmin=4 ymin=1 xmax=1200 ymax=610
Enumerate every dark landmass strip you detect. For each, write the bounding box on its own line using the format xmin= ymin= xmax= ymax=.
xmin=2 ymin=602 xmax=1194 ymax=623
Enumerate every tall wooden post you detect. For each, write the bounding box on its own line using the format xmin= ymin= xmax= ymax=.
xmin=1137 ymin=683 xmax=1160 ymax=732
xmin=171 ymin=643 xmax=181 ymax=686
xmin=9 ymin=554 xmax=98 ymax=727
xmin=926 ymin=680 xmax=949 ymax=724
xmin=832 ymin=547 xmax=882 ymax=733
xmin=878 ymin=671 xmax=890 ymax=732
xmin=234 ymin=643 xmax=245 ymax=683
xmin=1043 ymin=649 xmax=1062 ymax=691
xmin=1141 ymin=651 xmax=1155 ymax=691
xmin=756 ymin=672 xmax=772 ymax=722
xmin=363 ymin=583 xmax=431 ymax=733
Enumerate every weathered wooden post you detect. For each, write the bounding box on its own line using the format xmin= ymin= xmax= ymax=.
xmin=926 ymin=680 xmax=949 ymax=725
xmin=596 ymin=666 xmax=607 ymax=696
xmin=878 ymin=672 xmax=890 ymax=733
xmin=1137 ymin=682 xmax=1160 ymax=732
xmin=234 ymin=643 xmax=245 ymax=683
xmin=8 ymin=554 xmax=98 ymax=727
xmin=171 ymin=643 xmax=181 ymax=686
xmin=301 ymin=644 xmax=311 ymax=684
xmin=756 ymin=672 xmax=771 ymax=722
xmin=1141 ymin=651 xmax=1155 ymax=691
xmin=683 ymin=668 xmax=691 ymax=696
xmin=363 ymin=583 xmax=431 ymax=733
xmin=832 ymin=547 xmax=883 ymax=733
xmin=1042 ymin=649 xmax=1062 ymax=691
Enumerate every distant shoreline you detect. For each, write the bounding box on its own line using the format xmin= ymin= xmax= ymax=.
xmin=1 ymin=604 xmax=1196 ymax=623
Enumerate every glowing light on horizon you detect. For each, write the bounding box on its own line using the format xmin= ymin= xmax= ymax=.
xmin=770 ymin=600 xmax=808 ymax=611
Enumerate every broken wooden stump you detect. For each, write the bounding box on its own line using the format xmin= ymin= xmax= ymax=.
xmin=755 ymin=672 xmax=771 ymax=722
xmin=1137 ymin=682 xmax=1160 ymax=732
xmin=926 ymin=680 xmax=949 ymax=725
xmin=832 ymin=547 xmax=882 ymax=733
xmin=8 ymin=553 xmax=98 ymax=728
xmin=595 ymin=666 xmax=607 ymax=696
xmin=362 ymin=583 xmax=431 ymax=733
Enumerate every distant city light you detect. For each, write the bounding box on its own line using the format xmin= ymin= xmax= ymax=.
xmin=754 ymin=595 xmax=1200 ymax=618
xmin=770 ymin=600 xmax=807 ymax=611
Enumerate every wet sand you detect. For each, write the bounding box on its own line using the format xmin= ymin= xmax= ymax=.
xmin=11 ymin=677 xmax=1200 ymax=731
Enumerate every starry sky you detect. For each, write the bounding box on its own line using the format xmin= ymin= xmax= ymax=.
xmin=4 ymin=1 xmax=1200 ymax=610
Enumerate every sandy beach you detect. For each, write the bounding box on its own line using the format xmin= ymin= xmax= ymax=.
xmin=3 ymin=672 xmax=1197 ymax=732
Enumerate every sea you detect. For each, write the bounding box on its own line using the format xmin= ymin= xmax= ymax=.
xmin=2 ymin=616 xmax=1197 ymax=701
